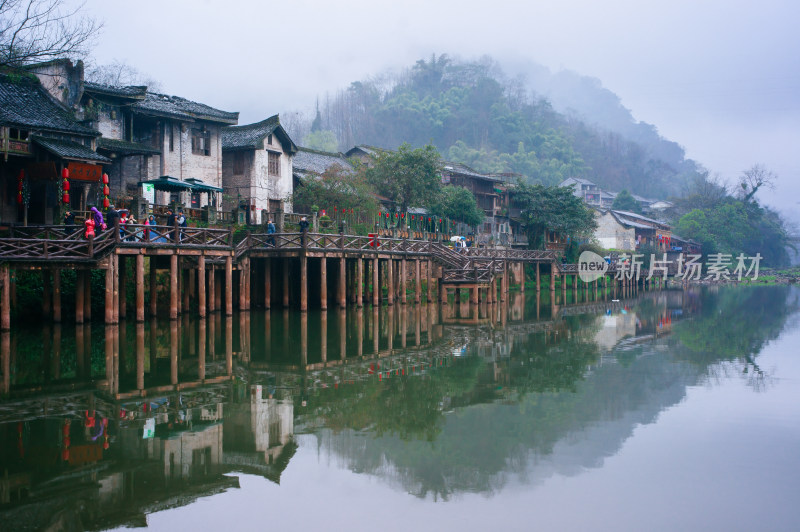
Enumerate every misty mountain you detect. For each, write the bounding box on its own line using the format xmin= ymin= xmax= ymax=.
xmin=288 ymin=54 xmax=705 ymax=200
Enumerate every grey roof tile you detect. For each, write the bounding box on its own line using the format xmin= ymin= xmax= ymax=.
xmin=222 ymin=115 xmax=297 ymax=152
xmin=32 ymin=136 xmax=111 ymax=163
xmin=293 ymin=147 xmax=353 ymax=176
xmin=132 ymin=92 xmax=238 ymax=124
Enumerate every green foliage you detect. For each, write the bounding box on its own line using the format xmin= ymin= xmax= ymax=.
xmin=514 ymin=183 xmax=597 ymax=249
xmin=303 ymin=130 xmax=338 ymax=152
xmin=430 ymin=185 xmax=484 ymax=227
xmin=292 ymin=165 xmax=378 ymax=218
xmin=365 ymin=143 xmax=443 ymax=212
xmin=611 ymin=189 xmax=641 ymax=213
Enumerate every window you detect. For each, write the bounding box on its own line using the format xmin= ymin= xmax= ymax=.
xmin=267 ymin=134 xmax=273 ymax=145
xmin=191 ymin=128 xmax=210 ymax=156
xmin=9 ymin=128 xmax=29 ymax=140
xmin=268 ymin=151 xmax=280 ymax=176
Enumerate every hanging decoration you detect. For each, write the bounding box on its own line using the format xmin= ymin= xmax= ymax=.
xmin=102 ymin=173 xmax=110 ymax=209
xmin=61 ymin=168 xmax=70 ymax=205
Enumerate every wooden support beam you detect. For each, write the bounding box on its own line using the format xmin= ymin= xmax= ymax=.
xmin=75 ymin=270 xmax=85 ymax=324
xmin=373 ymin=257 xmax=379 ymax=307
xmin=282 ymin=258 xmax=290 ymax=308
xmin=320 ymin=257 xmax=327 ymax=310
xmin=225 ymin=256 xmax=233 ymax=316
xmin=1 ymin=264 xmax=10 ymax=330
xmin=427 ymin=259 xmax=433 ymax=303
xmin=118 ymin=256 xmax=126 ymax=320
xmin=150 ymin=258 xmax=157 ymax=317
xmin=42 ymin=270 xmax=51 ymax=318
xmin=170 ymin=254 xmax=178 ymax=320
xmin=105 ymin=258 xmax=114 ymax=324
xmin=338 ymin=257 xmax=346 ymax=308
xmin=400 ymin=258 xmax=407 ymax=304
xmin=387 ymin=259 xmax=394 ymax=306
xmin=356 ymin=258 xmax=363 ymax=308
xmin=136 ymin=254 xmax=145 ymax=322
xmin=84 ymin=270 xmax=91 ymax=321
xmin=198 ymin=255 xmax=206 ymax=318
xmin=415 ymin=259 xmax=421 ymax=304
xmin=209 ymin=266 xmax=216 ymax=312
xmin=536 ymin=262 xmax=541 ymax=292
xmin=300 ymin=255 xmax=308 ymax=312
xmin=52 ymin=269 xmax=61 ymax=323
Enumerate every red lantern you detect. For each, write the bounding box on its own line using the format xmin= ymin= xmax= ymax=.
xmin=62 ymin=193 xmax=70 ymax=204
xmin=103 ymin=197 xmax=110 ymax=208
xmin=62 ymin=168 xmax=69 ymax=179
xmin=63 ymin=180 xmax=70 ymax=191
xmin=16 ymin=193 xmax=22 ymax=205
xmin=17 ymin=181 xmax=23 ymax=191
xmin=401 ymin=213 xmax=404 ymax=218
xmin=103 ymin=185 xmax=110 ymax=196
xmin=102 ymin=173 xmax=109 ymax=185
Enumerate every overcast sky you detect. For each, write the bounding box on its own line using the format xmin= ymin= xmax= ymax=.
xmin=81 ymin=0 xmax=799 ymax=221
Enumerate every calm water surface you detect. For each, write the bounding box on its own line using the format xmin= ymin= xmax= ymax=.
xmin=1 ymin=286 xmax=799 ymax=531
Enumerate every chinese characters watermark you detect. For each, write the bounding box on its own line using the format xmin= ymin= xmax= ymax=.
xmin=578 ymin=252 xmax=762 ymax=282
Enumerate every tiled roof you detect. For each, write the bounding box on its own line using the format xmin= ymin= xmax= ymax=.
xmin=560 ymin=177 xmax=597 ymax=187
xmin=132 ymin=92 xmax=238 ymax=124
xmin=293 ymin=147 xmax=353 ymax=176
xmin=222 ymin=115 xmax=297 ymax=152
xmin=83 ymin=82 xmax=147 ymax=99
xmin=443 ymin=161 xmax=503 ymax=182
xmin=345 ymin=145 xmax=384 ymax=158
xmin=97 ymin=137 xmax=160 ymax=155
xmin=32 ymin=136 xmax=111 ymax=163
xmin=0 ymin=74 xmax=99 ymax=136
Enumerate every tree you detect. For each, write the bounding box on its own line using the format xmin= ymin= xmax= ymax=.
xmin=291 ymin=165 xmax=377 ymax=220
xmin=430 ymin=185 xmax=484 ymax=227
xmin=737 ymin=164 xmax=776 ymax=203
xmin=302 ymin=130 xmax=338 ymax=152
xmin=0 ymin=0 xmax=101 ymax=69
xmin=611 ymin=189 xmax=641 ymax=213
xmin=514 ymin=183 xmax=597 ymax=249
xmin=85 ymin=60 xmax=161 ymax=91
xmin=365 ymin=143 xmax=442 ymax=213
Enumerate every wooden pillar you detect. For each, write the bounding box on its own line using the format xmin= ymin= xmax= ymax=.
xmin=520 ymin=263 xmax=526 ymax=291
xmin=42 ymin=270 xmax=51 ymax=318
xmin=439 ymin=279 xmax=447 ymax=304
xmin=225 ymin=255 xmax=233 ymax=316
xmin=471 ymin=284 xmax=479 ymax=304
xmin=387 ymin=259 xmax=394 ymax=306
xmin=150 ymin=259 xmax=158 ymax=317
xmin=427 ymin=259 xmax=433 ymax=303
xmin=0 ymin=264 xmax=10 ymax=330
xmin=208 ymin=266 xmax=216 ymax=312
xmin=118 ymin=256 xmax=126 ymax=320
xmin=83 ymin=271 xmax=91 ymax=321
xmin=105 ymin=257 xmax=114 ymax=324
xmin=320 ymin=257 xmax=327 ymax=310
xmin=300 ymin=255 xmax=308 ymax=311
xmin=75 ymin=270 xmax=85 ymax=324
xmin=536 ymin=262 xmax=541 ymax=292
xmin=356 ymin=258 xmax=363 ymax=308
xmin=182 ymin=267 xmax=190 ymax=314
xmin=373 ymin=257 xmax=379 ymax=306
xmin=282 ymin=258 xmax=290 ymax=308
xmin=239 ymin=259 xmax=247 ymax=311
xmin=198 ymin=255 xmax=206 ymax=318
xmin=169 ymin=254 xmax=178 ymax=319
xmin=400 ymin=258 xmax=407 ymax=304
xmin=549 ymin=265 xmax=555 ymax=292
xmin=136 ymin=254 xmax=145 ymax=322
xmin=414 ymin=259 xmax=421 ymax=304
xmin=51 ymin=269 xmax=61 ymax=323
xmin=264 ymin=259 xmax=271 ymax=309
xmin=338 ymin=257 xmax=346 ymax=308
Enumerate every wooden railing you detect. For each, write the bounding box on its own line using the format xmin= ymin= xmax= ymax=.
xmin=116 ymin=224 xmax=232 ymax=248
xmin=0 ymin=229 xmax=115 ymax=261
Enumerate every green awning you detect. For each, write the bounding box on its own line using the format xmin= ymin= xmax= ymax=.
xmin=138 ymin=176 xmax=222 ymax=193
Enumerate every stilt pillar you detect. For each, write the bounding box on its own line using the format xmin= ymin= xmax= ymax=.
xmin=373 ymin=257 xmax=379 ymax=307
xmin=338 ymin=257 xmax=346 ymax=308
xmin=427 ymin=259 xmax=433 ymax=303
xmin=52 ymin=269 xmax=61 ymax=323
xmin=198 ymin=255 xmax=206 ymax=318
xmin=536 ymin=262 xmax=541 ymax=292
xmin=300 ymin=255 xmax=308 ymax=312
xmin=118 ymin=256 xmax=126 ymax=320
xmin=225 ymin=255 xmax=233 ymax=316
xmin=401 ymin=258 xmax=407 ymax=304
xmin=320 ymin=257 xmax=327 ymax=310
xmin=1 ymin=264 xmax=10 ymax=330
xmin=136 ymin=254 xmax=145 ymax=322
xmin=75 ymin=270 xmax=85 ymax=324
xmin=387 ymin=259 xmax=394 ymax=306
xmin=356 ymin=258 xmax=363 ymax=308
xmin=170 ymin=254 xmax=178 ymax=320
xmin=150 ymin=258 xmax=158 ymax=317
xmin=209 ymin=266 xmax=216 ymax=312
xmin=282 ymin=258 xmax=290 ymax=308
xmin=264 ymin=259 xmax=271 ymax=309
xmin=415 ymin=259 xmax=421 ymax=304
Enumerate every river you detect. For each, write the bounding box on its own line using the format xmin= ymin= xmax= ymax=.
xmin=1 ymin=285 xmax=798 ymax=531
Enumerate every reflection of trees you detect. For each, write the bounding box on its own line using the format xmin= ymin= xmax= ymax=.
xmin=673 ymin=286 xmax=796 ymax=389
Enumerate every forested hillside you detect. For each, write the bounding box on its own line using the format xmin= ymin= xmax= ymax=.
xmin=291 ymin=55 xmax=705 ymax=200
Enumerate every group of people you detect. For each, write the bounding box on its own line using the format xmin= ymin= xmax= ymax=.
xmin=65 ymin=206 xmax=188 ymax=242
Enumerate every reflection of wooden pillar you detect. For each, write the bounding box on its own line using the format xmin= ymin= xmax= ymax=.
xmin=373 ymin=258 xmax=379 ymax=306
xmin=320 ymin=257 xmax=327 ymax=310
xmin=169 ymin=254 xmax=178 ymax=319
xmin=357 ymin=308 xmax=364 ymax=356
xmin=264 ymin=259 xmax=271 ymax=309
xmin=75 ymin=270 xmax=85 ymax=324
xmin=2 ymin=332 xmax=11 ymax=394
xmin=225 ymin=255 xmax=233 ymax=316
xmin=356 ymin=258 xmax=363 ymax=308
xmin=150 ymin=258 xmax=158 ymax=317
xmin=387 ymin=259 xmax=394 ymax=306
xmin=300 ymin=255 xmax=308 ymax=312
xmin=320 ymin=310 xmax=327 ymax=363
xmin=118 ymin=257 xmax=126 ymax=320
xmin=372 ymin=307 xmax=379 ymax=354
xmin=198 ymin=318 xmax=206 ymax=381
xmin=198 ymin=255 xmax=206 ymax=318
xmin=338 ymin=308 xmax=346 ymax=359
xmin=300 ymin=312 xmax=308 ymax=366
xmin=136 ymin=322 xmax=145 ymax=390
xmin=225 ymin=317 xmax=233 ymax=375
xmin=136 ymin=254 xmax=145 ymax=321
xmin=170 ymin=320 xmax=178 ymax=384
xmin=338 ymin=257 xmax=346 ymax=308
xmin=282 ymin=258 xmax=290 ymax=308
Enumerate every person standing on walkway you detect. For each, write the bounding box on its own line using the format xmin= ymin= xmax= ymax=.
xmin=299 ymin=216 xmax=310 ymax=247
xmin=267 ymin=219 xmax=276 ymax=247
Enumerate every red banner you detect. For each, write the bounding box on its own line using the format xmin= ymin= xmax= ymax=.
xmin=67 ymin=162 xmax=102 ymax=182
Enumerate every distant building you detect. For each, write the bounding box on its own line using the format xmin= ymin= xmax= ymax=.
xmin=221 ymin=115 xmax=297 ymax=224
xmin=292 ymin=146 xmax=354 ymax=213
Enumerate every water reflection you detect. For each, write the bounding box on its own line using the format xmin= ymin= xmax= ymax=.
xmin=0 ymin=286 xmax=796 ymax=526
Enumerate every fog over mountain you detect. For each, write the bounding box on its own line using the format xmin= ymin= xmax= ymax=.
xmin=79 ymin=0 xmax=800 ymax=220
